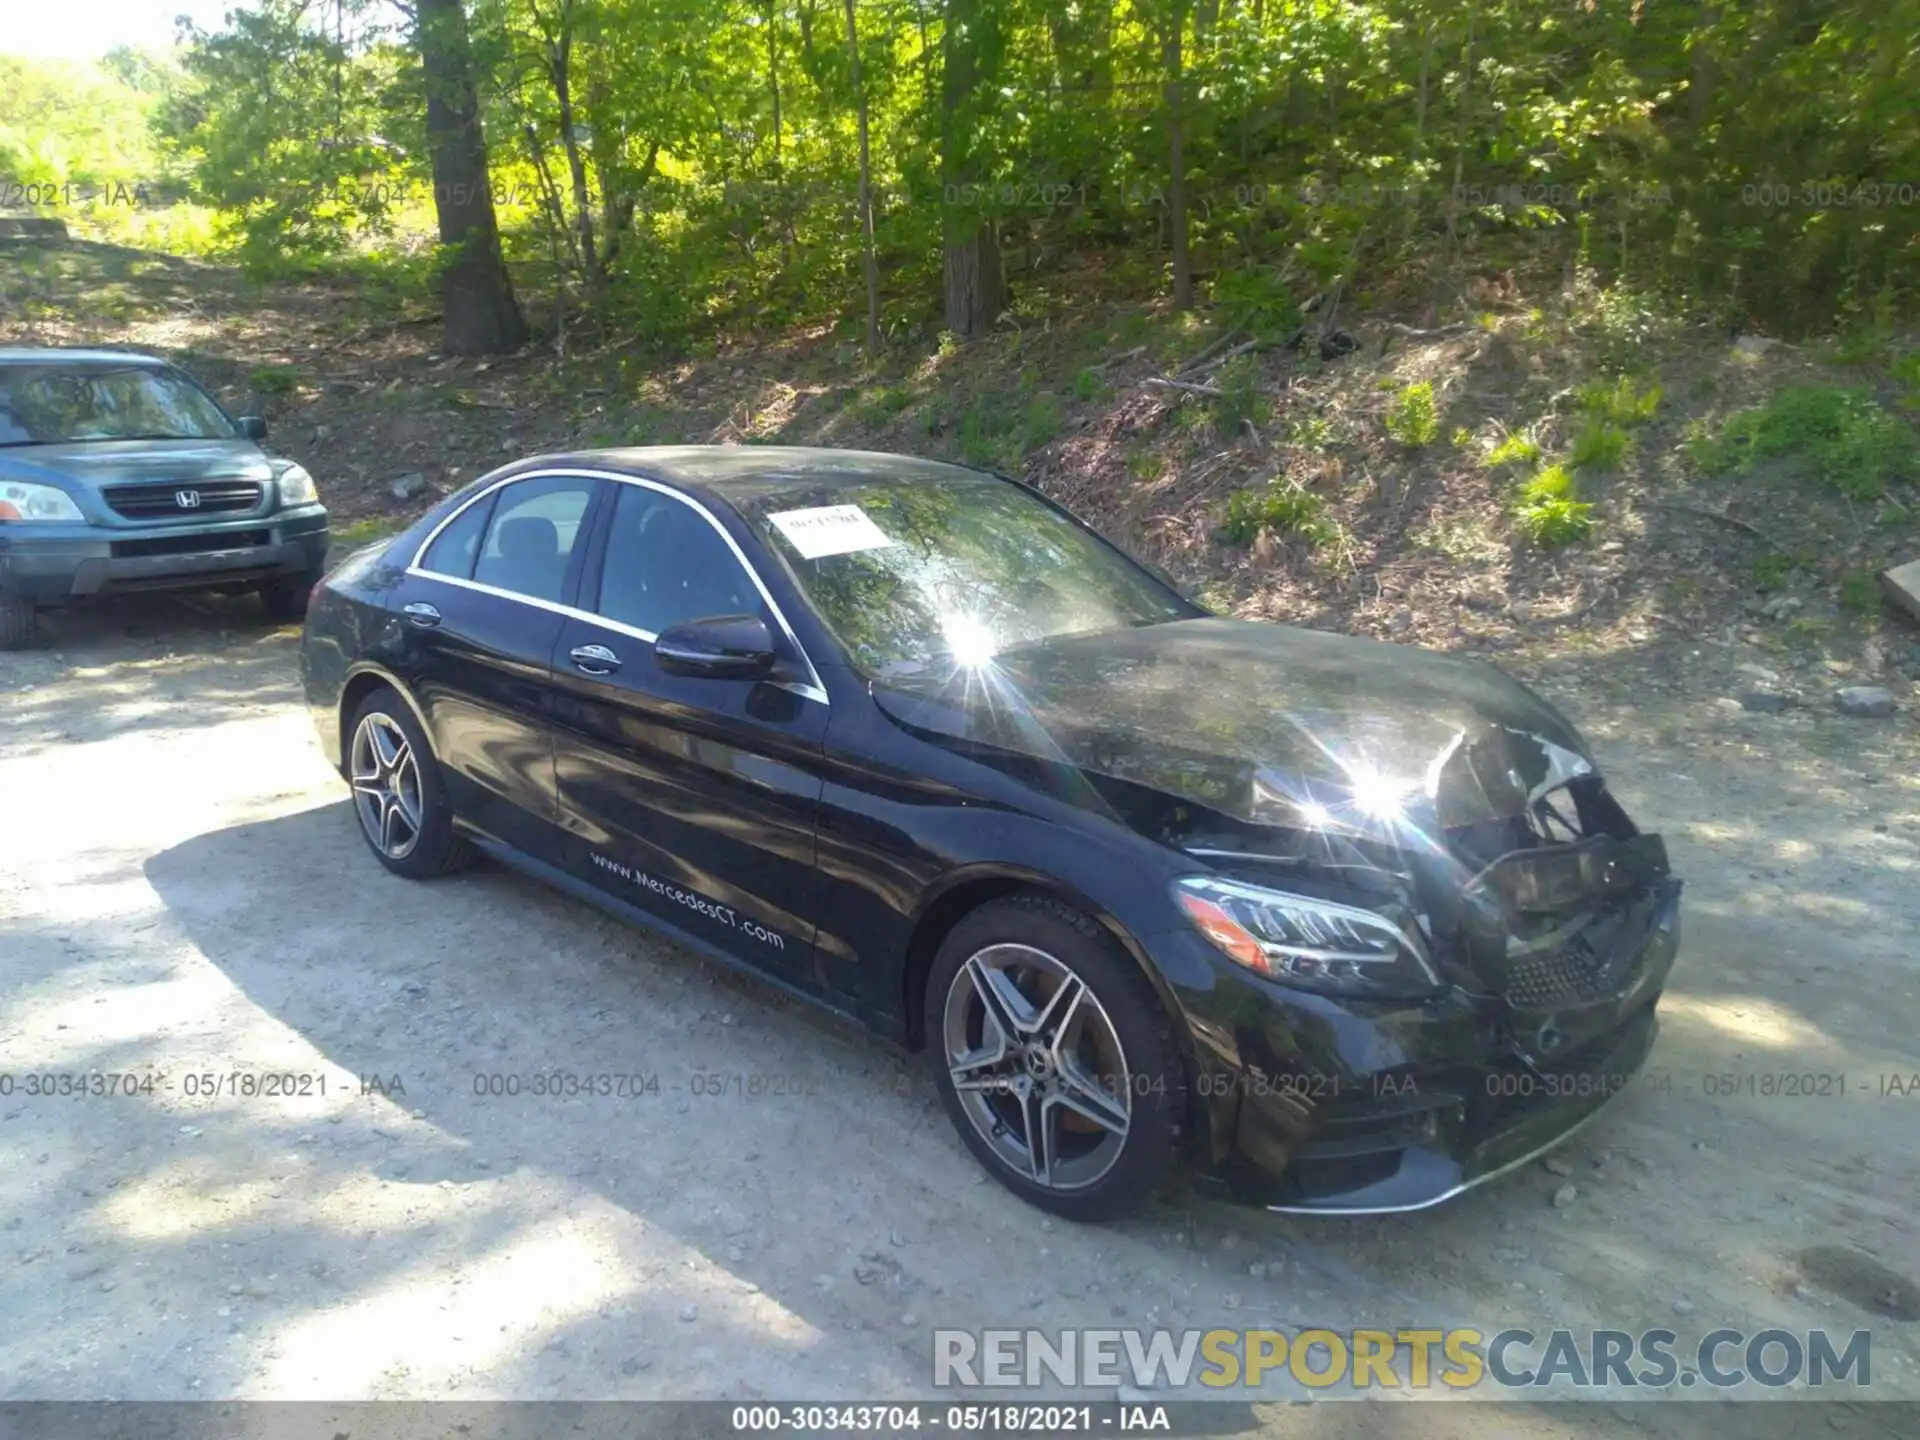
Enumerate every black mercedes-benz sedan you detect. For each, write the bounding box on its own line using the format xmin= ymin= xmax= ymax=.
xmin=300 ymin=446 xmax=1680 ymax=1221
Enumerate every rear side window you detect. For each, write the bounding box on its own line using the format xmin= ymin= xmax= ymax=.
xmin=472 ymin=475 xmax=594 ymax=603
xmin=418 ymin=493 xmax=495 ymax=580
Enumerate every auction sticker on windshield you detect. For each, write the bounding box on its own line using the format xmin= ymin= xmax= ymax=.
xmin=769 ymin=504 xmax=897 ymax=559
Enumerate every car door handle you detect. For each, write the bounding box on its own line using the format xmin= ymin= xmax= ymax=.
xmin=402 ymin=602 xmax=441 ymax=628
xmin=570 ymin=643 xmax=621 ymax=675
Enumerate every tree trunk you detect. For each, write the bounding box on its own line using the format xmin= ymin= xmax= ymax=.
xmin=844 ymin=0 xmax=880 ymax=357
xmin=940 ymin=0 xmax=1004 ymax=338
xmin=419 ymin=0 xmax=526 ymax=355
xmin=1164 ymin=6 xmax=1192 ymax=310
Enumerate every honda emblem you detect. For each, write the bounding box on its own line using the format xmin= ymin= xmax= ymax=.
xmin=175 ymin=489 xmax=202 ymax=509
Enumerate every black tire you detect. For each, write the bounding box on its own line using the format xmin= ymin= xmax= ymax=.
xmin=344 ymin=686 xmax=475 ymax=879
xmin=261 ymin=569 xmax=322 ymax=621
xmin=926 ymin=893 xmax=1185 ymax=1222
xmin=0 ymin=596 xmax=37 ymax=651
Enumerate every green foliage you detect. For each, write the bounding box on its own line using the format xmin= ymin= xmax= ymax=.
xmin=1577 ymin=376 xmax=1662 ymax=426
xmin=1515 ymin=464 xmax=1595 ymax=548
xmin=1210 ymin=355 xmax=1270 ymax=435
xmin=1385 ymin=382 xmax=1440 ymax=448
xmin=848 ymin=385 xmax=917 ymax=427
xmin=1484 ymin=431 xmax=1542 ymax=468
xmin=1570 ymin=420 xmax=1631 ymax=471
xmin=1689 ymin=387 xmax=1916 ymax=498
xmin=247 ymin=364 xmax=303 ymax=396
xmin=12 ymin=0 xmax=1917 ymax=345
xmin=1222 ymin=484 xmax=1332 ymax=548
xmin=1208 ymin=267 xmax=1301 ymax=338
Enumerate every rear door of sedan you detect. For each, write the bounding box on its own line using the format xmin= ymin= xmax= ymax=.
xmin=546 ymin=477 xmax=830 ymax=993
xmin=386 ymin=471 xmax=601 ymax=855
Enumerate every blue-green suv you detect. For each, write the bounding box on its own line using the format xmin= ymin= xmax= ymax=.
xmin=0 ymin=348 xmax=330 ymax=649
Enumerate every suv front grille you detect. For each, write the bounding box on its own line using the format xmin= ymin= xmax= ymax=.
xmin=103 ymin=480 xmax=262 ymax=519
xmin=111 ymin=528 xmax=270 ymax=559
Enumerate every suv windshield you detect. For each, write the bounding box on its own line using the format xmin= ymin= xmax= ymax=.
xmin=0 ymin=364 xmax=238 ymax=446
xmin=742 ymin=470 xmax=1193 ymax=677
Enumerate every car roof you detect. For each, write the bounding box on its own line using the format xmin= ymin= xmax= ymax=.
xmin=510 ymin=445 xmax=1004 ymax=506
xmin=0 ymin=347 xmax=171 ymax=368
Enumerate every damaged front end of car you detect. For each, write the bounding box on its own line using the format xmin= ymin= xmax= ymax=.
xmin=1172 ymin=721 xmax=1681 ymax=1214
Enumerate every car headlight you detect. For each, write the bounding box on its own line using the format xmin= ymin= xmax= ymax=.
xmin=0 ymin=480 xmax=84 ymax=523
xmin=1174 ymin=875 xmax=1440 ymax=998
xmin=276 ymin=461 xmax=319 ymax=506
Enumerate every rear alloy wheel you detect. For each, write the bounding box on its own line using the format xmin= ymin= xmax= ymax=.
xmin=0 ymin=596 xmax=38 ymax=651
xmin=928 ymin=896 xmax=1183 ymax=1221
xmin=345 ymin=689 xmax=473 ymax=879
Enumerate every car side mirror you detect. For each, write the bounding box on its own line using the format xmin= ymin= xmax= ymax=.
xmin=655 ymin=614 xmax=778 ymax=680
xmin=237 ymin=415 xmax=269 ymax=440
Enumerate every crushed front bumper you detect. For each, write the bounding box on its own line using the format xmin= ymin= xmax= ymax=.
xmin=0 ymin=508 xmax=329 ymax=603
xmin=1163 ymin=867 xmax=1681 ymax=1215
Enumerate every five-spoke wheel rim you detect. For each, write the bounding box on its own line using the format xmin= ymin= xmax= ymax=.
xmin=349 ymin=712 xmax=423 ymax=861
xmin=941 ymin=943 xmax=1133 ymax=1191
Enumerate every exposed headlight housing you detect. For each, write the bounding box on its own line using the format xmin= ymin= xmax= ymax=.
xmin=276 ymin=461 xmax=319 ymax=506
xmin=1174 ymin=875 xmax=1440 ymax=998
xmin=0 ymin=480 xmax=84 ymax=523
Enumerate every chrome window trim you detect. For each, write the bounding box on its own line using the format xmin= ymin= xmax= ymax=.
xmin=405 ymin=467 xmax=830 ymax=706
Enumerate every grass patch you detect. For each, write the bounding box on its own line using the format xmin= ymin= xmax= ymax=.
xmin=1514 ymin=463 xmax=1595 ymax=547
xmin=1686 ymin=386 xmax=1917 ymax=498
xmin=330 ymin=516 xmax=404 ymax=546
xmin=848 ymin=384 xmax=918 ymax=426
xmin=248 ymin=363 xmax=303 ymax=396
xmin=1222 ymin=483 xmax=1333 ymax=547
xmin=1838 ymin=569 xmax=1883 ymax=616
xmin=1576 ymin=375 xmax=1662 ymax=426
xmin=1569 ymin=419 xmax=1631 ymax=470
xmin=1484 ymin=430 xmax=1542 ymax=468
xmin=1385 ymin=381 xmax=1439 ymax=447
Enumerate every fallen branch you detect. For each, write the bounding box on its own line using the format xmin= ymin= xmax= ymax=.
xmin=1652 ymin=501 xmax=1776 ymax=544
xmin=1088 ymin=345 xmax=1148 ymax=372
xmin=1378 ymin=320 xmax=1472 ymax=340
xmin=1143 ymin=375 xmax=1224 ymax=398
xmin=1175 ymin=326 xmax=1247 ymax=373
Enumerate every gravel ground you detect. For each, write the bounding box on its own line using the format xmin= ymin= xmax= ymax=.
xmin=1 ymin=593 xmax=1916 ymax=1438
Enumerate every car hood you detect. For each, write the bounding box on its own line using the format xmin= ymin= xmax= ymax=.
xmin=0 ymin=439 xmax=271 ymax=490
xmin=871 ymin=617 xmax=1596 ymax=835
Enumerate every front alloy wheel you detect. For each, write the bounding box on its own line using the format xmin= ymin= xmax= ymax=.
xmin=927 ymin=895 xmax=1183 ymax=1221
xmin=943 ymin=944 xmax=1134 ymax=1192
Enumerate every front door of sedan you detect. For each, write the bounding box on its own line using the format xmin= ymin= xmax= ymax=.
xmin=547 ymin=480 xmax=828 ymax=990
xmin=387 ymin=472 xmax=599 ymax=855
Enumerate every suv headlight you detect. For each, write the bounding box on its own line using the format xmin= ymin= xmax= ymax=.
xmin=1174 ymin=875 xmax=1440 ymax=998
xmin=276 ymin=461 xmax=319 ymax=506
xmin=0 ymin=481 xmax=84 ymax=523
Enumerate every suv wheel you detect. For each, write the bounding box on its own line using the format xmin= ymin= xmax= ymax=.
xmin=0 ymin=596 xmax=38 ymax=651
xmin=262 ymin=570 xmax=321 ymax=621
xmin=927 ymin=895 xmax=1184 ymax=1222
xmin=345 ymin=688 xmax=474 ymax=879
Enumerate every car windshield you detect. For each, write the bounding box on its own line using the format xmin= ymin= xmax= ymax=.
xmin=742 ymin=471 xmax=1192 ymax=677
xmin=0 ymin=364 xmax=237 ymax=446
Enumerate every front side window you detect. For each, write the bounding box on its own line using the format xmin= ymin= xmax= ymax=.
xmin=0 ymin=364 xmax=237 ymax=446
xmin=471 ymin=475 xmax=594 ymax=603
xmin=741 ymin=472 xmax=1190 ymax=677
xmin=594 ymin=484 xmax=759 ymax=635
